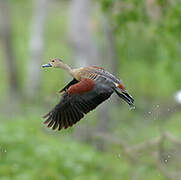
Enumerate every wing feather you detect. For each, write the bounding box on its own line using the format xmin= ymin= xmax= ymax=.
xmin=43 ymin=81 xmax=113 ymax=130
xmin=52 ymin=116 xmax=59 ymax=130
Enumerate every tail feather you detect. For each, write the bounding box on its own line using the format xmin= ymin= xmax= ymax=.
xmin=113 ymin=87 xmax=134 ymax=107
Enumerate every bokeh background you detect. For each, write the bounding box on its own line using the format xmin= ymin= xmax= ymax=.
xmin=0 ymin=0 xmax=181 ymax=179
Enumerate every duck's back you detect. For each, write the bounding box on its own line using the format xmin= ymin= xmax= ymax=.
xmin=89 ymin=66 xmax=120 ymax=84
xmin=72 ymin=66 xmax=125 ymax=90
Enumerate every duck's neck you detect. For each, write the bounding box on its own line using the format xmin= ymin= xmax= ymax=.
xmin=58 ymin=63 xmax=74 ymax=77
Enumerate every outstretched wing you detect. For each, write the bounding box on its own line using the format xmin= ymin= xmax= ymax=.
xmin=43 ymin=79 xmax=113 ymax=131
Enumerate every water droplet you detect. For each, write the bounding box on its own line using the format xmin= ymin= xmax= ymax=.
xmin=4 ymin=149 xmax=7 ymax=153
xmin=175 ymin=91 xmax=181 ymax=104
xmin=156 ymin=105 xmax=159 ymax=108
xmin=148 ymin=111 xmax=151 ymax=114
xmin=164 ymin=159 xmax=168 ymax=163
xmin=129 ymin=105 xmax=135 ymax=110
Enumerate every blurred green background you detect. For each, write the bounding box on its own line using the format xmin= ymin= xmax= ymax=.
xmin=0 ymin=0 xmax=181 ymax=179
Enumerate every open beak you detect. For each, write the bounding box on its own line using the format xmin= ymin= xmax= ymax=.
xmin=42 ymin=63 xmax=52 ymax=68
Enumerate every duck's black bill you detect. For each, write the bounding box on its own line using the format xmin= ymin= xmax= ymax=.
xmin=113 ymin=88 xmax=134 ymax=107
xmin=42 ymin=63 xmax=52 ymax=68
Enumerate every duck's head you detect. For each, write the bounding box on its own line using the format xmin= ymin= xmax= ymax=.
xmin=42 ymin=58 xmax=64 ymax=68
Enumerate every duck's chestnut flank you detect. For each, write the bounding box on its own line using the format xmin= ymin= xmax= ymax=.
xmin=42 ymin=58 xmax=134 ymax=131
xmin=67 ymin=79 xmax=95 ymax=94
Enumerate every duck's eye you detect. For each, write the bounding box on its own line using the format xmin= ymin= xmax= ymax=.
xmin=52 ymin=60 xmax=55 ymax=62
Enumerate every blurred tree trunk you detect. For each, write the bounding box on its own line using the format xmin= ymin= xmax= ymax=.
xmin=97 ymin=16 xmax=118 ymax=137
xmin=68 ymin=0 xmax=117 ymax=148
xmin=25 ymin=0 xmax=49 ymax=98
xmin=68 ymin=0 xmax=98 ymax=67
xmin=0 ymin=0 xmax=20 ymax=99
xmin=145 ymin=0 xmax=161 ymax=22
xmin=102 ymin=16 xmax=118 ymax=75
xmin=68 ymin=0 xmax=98 ymax=141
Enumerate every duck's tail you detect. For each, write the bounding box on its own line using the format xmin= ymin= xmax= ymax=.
xmin=113 ymin=87 xmax=134 ymax=107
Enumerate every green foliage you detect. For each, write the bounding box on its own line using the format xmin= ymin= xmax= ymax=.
xmin=0 ymin=113 xmax=129 ymax=180
xmin=0 ymin=0 xmax=181 ymax=179
xmin=0 ymin=108 xmax=174 ymax=180
xmin=100 ymin=0 xmax=181 ymax=98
